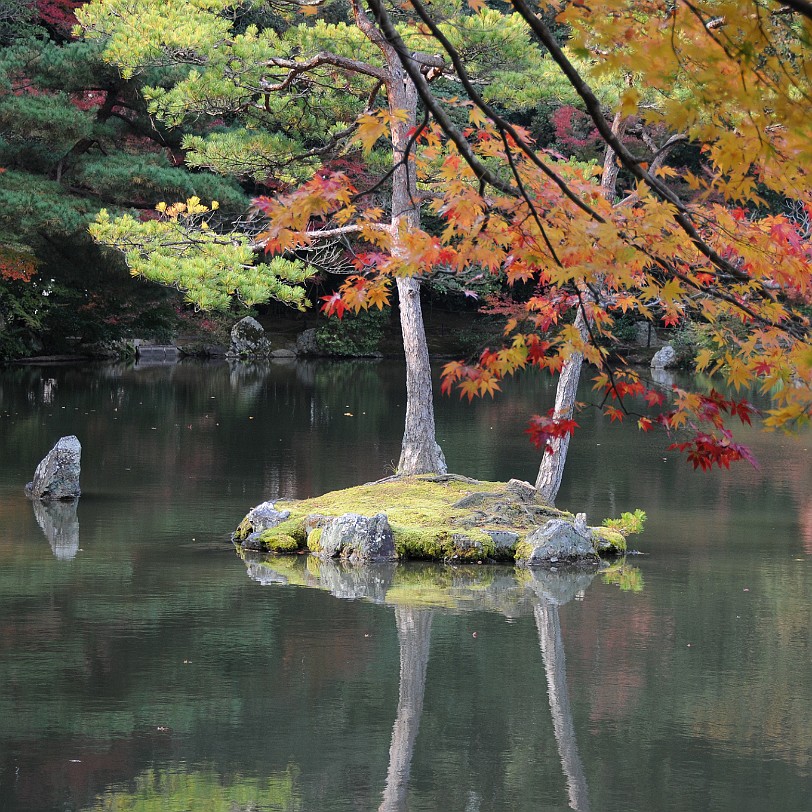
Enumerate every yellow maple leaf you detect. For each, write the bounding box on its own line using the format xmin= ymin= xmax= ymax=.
xmin=356 ymin=113 xmax=388 ymax=153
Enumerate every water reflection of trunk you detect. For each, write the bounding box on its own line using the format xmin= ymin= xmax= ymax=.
xmin=535 ymin=600 xmax=591 ymax=812
xmin=379 ymin=607 xmax=433 ymax=812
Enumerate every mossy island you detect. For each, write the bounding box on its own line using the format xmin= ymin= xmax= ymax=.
xmin=233 ymin=474 xmax=643 ymax=567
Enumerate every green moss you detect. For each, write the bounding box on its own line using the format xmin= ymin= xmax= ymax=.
xmin=307 ymin=527 xmax=323 ymax=552
xmin=591 ymin=526 xmax=627 ymax=554
xmin=514 ymin=541 xmax=534 ymax=561
xmin=234 ymin=516 xmax=253 ymax=541
xmin=258 ymin=532 xmax=300 ymax=553
xmin=392 ymin=525 xmax=495 ymax=561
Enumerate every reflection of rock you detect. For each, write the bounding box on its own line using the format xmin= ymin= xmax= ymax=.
xmin=245 ymin=560 xmax=291 ymax=586
xmin=25 ymin=435 xmax=81 ymax=501
xmin=312 ymin=513 xmax=397 ymax=563
xmin=32 ymin=498 xmax=80 ymax=560
xmin=380 ymin=607 xmax=433 ymax=812
xmin=517 ymin=519 xmax=598 ymax=566
xmin=227 ymin=360 xmax=270 ymax=400
xmin=227 ymin=316 xmax=272 ymax=359
xmin=311 ymin=558 xmax=396 ymax=603
xmin=650 ymin=367 xmax=675 ymax=387
xmin=523 ymin=567 xmax=597 ymax=606
xmin=237 ymin=553 xmax=600 ymax=618
xmin=651 ymin=344 xmax=677 ymax=369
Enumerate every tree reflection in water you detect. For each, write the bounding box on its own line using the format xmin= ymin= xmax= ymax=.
xmin=244 ymin=555 xmax=596 ymax=812
xmin=379 ymin=607 xmax=433 ymax=812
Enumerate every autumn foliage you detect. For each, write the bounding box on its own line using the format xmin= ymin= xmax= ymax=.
xmin=250 ymin=0 xmax=812 ymax=471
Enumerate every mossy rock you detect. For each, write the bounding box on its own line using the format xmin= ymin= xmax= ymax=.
xmin=590 ymin=526 xmax=627 ymax=554
xmin=258 ymin=531 xmax=301 ymax=554
xmin=234 ymin=475 xmax=639 ymax=563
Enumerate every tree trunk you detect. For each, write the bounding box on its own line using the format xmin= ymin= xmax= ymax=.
xmin=385 ymin=40 xmax=446 ymax=475
xmin=536 ymin=113 xmax=628 ymax=504
xmin=535 ymin=308 xmax=588 ymax=504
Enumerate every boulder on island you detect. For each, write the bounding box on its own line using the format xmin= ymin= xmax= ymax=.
xmin=227 ymin=316 xmax=272 ymax=359
xmin=308 ymin=513 xmax=397 ymax=563
xmin=25 ymin=435 xmax=82 ymax=502
xmin=515 ymin=517 xmax=598 ymax=567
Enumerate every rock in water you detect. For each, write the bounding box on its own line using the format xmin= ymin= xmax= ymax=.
xmin=227 ymin=316 xmax=272 ymax=359
xmin=25 ymin=435 xmax=81 ymax=501
xmin=651 ymin=344 xmax=677 ymax=369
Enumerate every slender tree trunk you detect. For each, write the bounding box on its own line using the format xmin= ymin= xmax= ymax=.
xmin=535 ymin=113 xmax=628 ymax=504
xmin=535 ymin=600 xmax=591 ymax=812
xmin=379 ymin=607 xmax=433 ymax=812
xmin=370 ymin=14 xmax=445 ymax=475
xmin=535 ymin=308 xmax=589 ymax=503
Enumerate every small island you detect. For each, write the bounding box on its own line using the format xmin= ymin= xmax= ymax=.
xmin=233 ymin=474 xmax=640 ymax=567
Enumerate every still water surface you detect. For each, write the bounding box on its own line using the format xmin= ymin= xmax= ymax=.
xmin=0 ymin=359 xmax=810 ymax=811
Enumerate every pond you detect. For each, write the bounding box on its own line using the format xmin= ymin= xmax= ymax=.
xmin=0 ymin=358 xmax=810 ymax=812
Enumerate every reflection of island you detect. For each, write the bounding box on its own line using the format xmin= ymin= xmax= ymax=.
xmin=32 ymin=497 xmax=80 ymax=560
xmin=242 ymin=554 xmax=599 ymax=811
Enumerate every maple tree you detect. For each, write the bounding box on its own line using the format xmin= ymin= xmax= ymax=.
xmin=339 ymin=0 xmax=810 ymax=501
xmin=76 ymin=0 xmax=811 ymax=497
xmin=78 ymin=0 xmax=550 ymax=475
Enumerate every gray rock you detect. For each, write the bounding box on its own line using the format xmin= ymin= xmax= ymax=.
xmin=270 ymin=348 xmax=297 ymax=359
xmin=25 ymin=436 xmax=81 ymax=501
xmin=632 ymin=322 xmax=663 ymax=348
xmin=651 ymin=344 xmax=677 ymax=369
xmin=314 ymin=513 xmax=396 ymax=563
xmin=484 ymin=529 xmax=519 ymax=553
xmin=573 ymin=512 xmax=591 ymax=540
xmin=517 ymin=519 xmax=598 ymax=566
xmin=447 ymin=531 xmax=491 ymax=560
xmin=506 ymin=479 xmax=537 ymax=502
xmin=227 ymin=316 xmax=272 ymax=359
xmin=452 ymin=491 xmax=499 ymax=509
xmin=243 ymin=501 xmax=291 ymax=534
xmin=295 ymin=327 xmax=320 ymax=356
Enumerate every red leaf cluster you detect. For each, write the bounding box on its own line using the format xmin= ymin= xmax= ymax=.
xmin=526 ymin=410 xmax=580 ymax=452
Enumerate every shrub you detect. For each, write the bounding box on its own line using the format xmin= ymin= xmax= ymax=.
xmin=316 ymin=308 xmax=390 ymax=356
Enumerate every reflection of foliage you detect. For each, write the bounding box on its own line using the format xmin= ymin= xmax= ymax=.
xmin=85 ymin=765 xmax=301 ymax=811
xmin=602 ymin=509 xmax=646 ymax=537
xmin=601 ymin=562 xmax=644 ymax=593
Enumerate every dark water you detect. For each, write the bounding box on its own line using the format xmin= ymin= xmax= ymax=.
xmin=0 ymin=359 xmax=810 ymax=812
